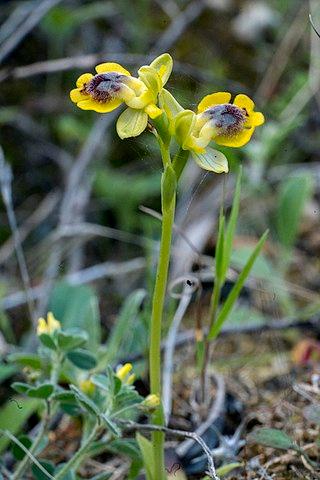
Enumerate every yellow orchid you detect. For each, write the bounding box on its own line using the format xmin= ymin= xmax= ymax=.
xmin=70 ymin=54 xmax=173 ymax=139
xmin=37 ymin=312 xmax=61 ymax=336
xmin=196 ymin=92 xmax=265 ymax=148
xmin=172 ymin=92 xmax=264 ymax=174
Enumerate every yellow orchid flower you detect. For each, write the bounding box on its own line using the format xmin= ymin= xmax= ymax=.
xmin=70 ymin=54 xmax=173 ymax=139
xmin=196 ymin=92 xmax=264 ymax=148
xmin=37 ymin=312 xmax=61 ymax=336
xmin=172 ymin=92 xmax=264 ymax=174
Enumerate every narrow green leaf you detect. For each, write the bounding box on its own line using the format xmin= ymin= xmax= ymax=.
xmin=31 ymin=460 xmax=55 ymax=480
xmin=222 ymin=166 xmax=242 ymax=281
xmin=104 ymin=289 xmax=146 ymax=364
xmin=136 ymin=433 xmax=154 ymax=480
xmin=248 ymin=427 xmax=297 ymax=451
xmin=100 ymin=414 xmax=121 ymax=437
xmin=70 ymin=385 xmax=100 ymax=417
xmin=208 ymin=230 xmax=268 ymax=340
xmin=67 ymin=349 xmax=97 ymax=370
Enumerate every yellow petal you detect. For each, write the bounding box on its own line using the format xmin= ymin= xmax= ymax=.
xmin=95 ymin=62 xmax=130 ymax=76
xmin=70 ymin=88 xmax=89 ymax=104
xmin=197 ymin=92 xmax=231 ymax=113
xmin=37 ymin=317 xmax=48 ymax=335
xmin=47 ymin=312 xmax=61 ymax=332
xmin=233 ymin=94 xmax=254 ymax=112
xmin=214 ymin=127 xmax=254 ymax=148
xmin=116 ymin=363 xmax=132 ymax=381
xmin=77 ymin=98 xmax=122 ymax=113
xmin=126 ymin=89 xmax=154 ymax=109
xmin=145 ymin=103 xmax=163 ymax=119
xmin=76 ymin=73 xmax=93 ymax=88
xmin=250 ymin=111 xmax=265 ymax=126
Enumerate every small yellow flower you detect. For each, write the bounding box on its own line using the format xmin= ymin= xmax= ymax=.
xmin=142 ymin=394 xmax=160 ymax=409
xmin=196 ymin=92 xmax=264 ymax=148
xmin=70 ymin=54 xmax=173 ymax=139
xmin=116 ymin=363 xmax=134 ymax=383
xmin=37 ymin=312 xmax=61 ymax=336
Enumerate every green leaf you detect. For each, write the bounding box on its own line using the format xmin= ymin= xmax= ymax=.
xmin=276 ymin=173 xmax=313 ymax=248
xmin=248 ymin=427 xmax=297 ymax=451
xmin=208 ymin=230 xmax=268 ymax=340
xmin=67 ymin=349 xmax=97 ymax=370
xmin=116 ymin=108 xmax=148 ymax=139
xmin=11 ymin=382 xmax=32 ymax=394
xmin=104 ymin=289 xmax=146 ymax=364
xmin=0 ymin=397 xmax=40 ymax=453
xmin=26 ymin=383 xmax=54 ymax=399
xmin=38 ymin=333 xmax=57 ymax=351
xmin=192 ymin=147 xmax=229 ymax=173
xmin=31 ymin=460 xmax=55 ymax=480
xmin=222 ymin=166 xmax=242 ymax=281
xmin=90 ymin=473 xmax=112 ymax=480
xmin=136 ymin=433 xmax=154 ymax=480
xmin=161 ymin=164 xmax=176 ymax=212
xmin=48 ymin=282 xmax=101 ymax=351
xmin=70 ymin=385 xmax=100 ymax=416
xmin=216 ymin=462 xmax=243 ymax=477
xmin=57 ymin=329 xmax=88 ymax=351
xmin=8 ymin=353 xmax=42 ymax=369
xmin=11 ymin=435 xmax=32 ymax=460
xmin=100 ymin=414 xmax=121 ymax=437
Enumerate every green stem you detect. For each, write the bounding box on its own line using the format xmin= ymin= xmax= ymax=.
xmin=55 ymin=423 xmax=99 ymax=480
xmin=149 ymin=146 xmax=176 ymax=480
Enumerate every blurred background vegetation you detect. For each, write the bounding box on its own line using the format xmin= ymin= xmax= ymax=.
xmin=0 ymin=0 xmax=319 ymax=373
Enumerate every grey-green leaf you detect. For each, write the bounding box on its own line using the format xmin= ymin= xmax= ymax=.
xmin=248 ymin=427 xmax=297 ymax=451
xmin=67 ymin=349 xmax=97 ymax=370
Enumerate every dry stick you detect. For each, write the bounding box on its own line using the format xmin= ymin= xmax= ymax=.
xmin=0 ymin=0 xmax=63 ymax=64
xmin=35 ymin=114 xmax=114 ymax=318
xmin=256 ymin=1 xmax=308 ymax=104
xmin=122 ymin=420 xmax=220 ymax=480
xmin=1 ymin=430 xmax=55 ymax=480
xmin=162 ymin=284 xmax=194 ymax=423
xmin=0 ymin=147 xmax=36 ymax=324
xmin=0 ymin=191 xmax=59 ymax=264
xmin=151 ymin=0 xmax=206 ymax=54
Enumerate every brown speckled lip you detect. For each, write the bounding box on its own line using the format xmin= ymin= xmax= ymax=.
xmin=205 ymin=103 xmax=247 ymax=135
xmin=82 ymin=72 xmax=127 ymax=103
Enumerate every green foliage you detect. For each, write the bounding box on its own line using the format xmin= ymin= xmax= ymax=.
xmin=48 ymin=282 xmax=101 ymax=351
xmin=248 ymin=427 xmax=297 ymax=451
xmin=276 ymin=173 xmax=314 ymax=248
xmin=136 ymin=433 xmax=154 ymax=480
